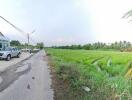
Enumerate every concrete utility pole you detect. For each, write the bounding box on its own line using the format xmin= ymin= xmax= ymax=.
xmin=27 ymin=33 xmax=29 ymax=49
xmin=27 ymin=30 xmax=35 ymax=49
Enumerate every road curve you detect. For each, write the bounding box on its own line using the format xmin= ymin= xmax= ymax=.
xmin=0 ymin=50 xmax=54 ymax=100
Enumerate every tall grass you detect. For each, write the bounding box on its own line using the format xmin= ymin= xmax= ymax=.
xmin=46 ymin=48 xmax=132 ymax=100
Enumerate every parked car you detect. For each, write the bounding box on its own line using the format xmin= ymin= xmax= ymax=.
xmin=21 ymin=48 xmax=31 ymax=53
xmin=32 ymin=48 xmax=40 ymax=53
xmin=0 ymin=47 xmax=21 ymax=61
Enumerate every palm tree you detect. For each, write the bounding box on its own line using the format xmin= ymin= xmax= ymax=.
xmin=122 ymin=10 xmax=132 ymax=18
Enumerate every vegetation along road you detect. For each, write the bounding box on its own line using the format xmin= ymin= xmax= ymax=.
xmin=46 ymin=48 xmax=132 ymax=100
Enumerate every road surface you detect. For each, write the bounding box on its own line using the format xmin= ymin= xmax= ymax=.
xmin=0 ymin=52 xmax=33 ymax=72
xmin=0 ymin=50 xmax=54 ymax=100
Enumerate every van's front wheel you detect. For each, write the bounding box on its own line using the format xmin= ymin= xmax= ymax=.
xmin=6 ymin=55 xmax=11 ymax=61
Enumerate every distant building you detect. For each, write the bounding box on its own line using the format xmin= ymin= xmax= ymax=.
xmin=0 ymin=32 xmax=10 ymax=50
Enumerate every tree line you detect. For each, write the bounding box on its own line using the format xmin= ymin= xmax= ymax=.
xmin=10 ymin=40 xmax=44 ymax=49
xmin=52 ymin=41 xmax=132 ymax=51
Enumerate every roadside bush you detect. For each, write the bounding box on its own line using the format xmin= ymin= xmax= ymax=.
xmin=56 ymin=63 xmax=117 ymax=100
xmin=57 ymin=63 xmax=82 ymax=91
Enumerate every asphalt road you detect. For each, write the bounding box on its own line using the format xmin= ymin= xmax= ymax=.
xmin=0 ymin=50 xmax=54 ymax=100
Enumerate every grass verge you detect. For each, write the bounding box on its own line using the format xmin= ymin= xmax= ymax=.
xmin=46 ymin=48 xmax=132 ymax=100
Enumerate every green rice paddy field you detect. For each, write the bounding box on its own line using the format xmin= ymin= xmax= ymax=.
xmin=46 ymin=48 xmax=132 ymax=100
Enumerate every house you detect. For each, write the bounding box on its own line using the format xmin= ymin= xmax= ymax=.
xmin=0 ymin=32 xmax=10 ymax=50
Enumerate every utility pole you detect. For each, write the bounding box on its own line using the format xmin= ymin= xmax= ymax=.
xmin=27 ymin=30 xmax=35 ymax=50
xmin=27 ymin=33 xmax=29 ymax=49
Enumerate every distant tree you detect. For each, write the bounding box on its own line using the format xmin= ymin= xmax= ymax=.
xmin=10 ymin=40 xmax=21 ymax=47
xmin=51 ymin=41 xmax=132 ymax=50
xmin=24 ymin=43 xmax=28 ymax=47
xmin=36 ymin=42 xmax=44 ymax=49
xmin=83 ymin=44 xmax=92 ymax=50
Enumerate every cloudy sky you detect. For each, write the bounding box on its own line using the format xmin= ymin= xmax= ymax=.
xmin=0 ymin=0 xmax=132 ymax=46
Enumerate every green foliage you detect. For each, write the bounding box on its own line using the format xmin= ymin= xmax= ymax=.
xmin=52 ymin=41 xmax=132 ymax=50
xmin=122 ymin=10 xmax=132 ymax=18
xmin=36 ymin=42 xmax=44 ymax=49
xmin=10 ymin=40 xmax=21 ymax=47
xmin=10 ymin=40 xmax=45 ymax=50
xmin=46 ymin=48 xmax=132 ymax=100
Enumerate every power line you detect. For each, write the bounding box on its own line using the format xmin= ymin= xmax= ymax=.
xmin=0 ymin=32 xmax=5 ymax=37
xmin=0 ymin=16 xmax=26 ymax=34
xmin=0 ymin=16 xmax=36 ymax=46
